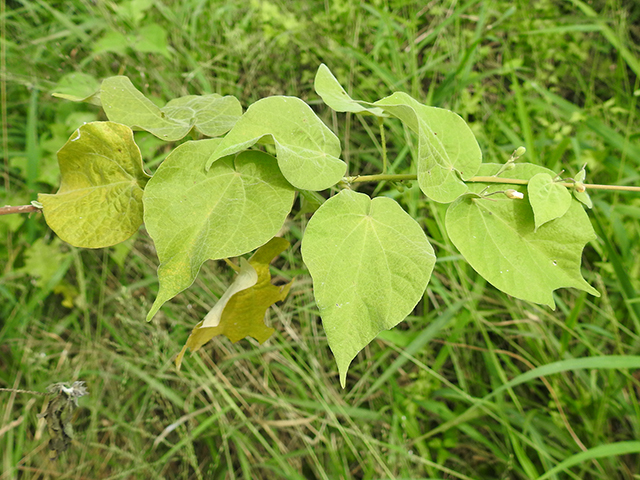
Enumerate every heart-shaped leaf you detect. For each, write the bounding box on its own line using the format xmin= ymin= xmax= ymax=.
xmin=445 ymin=163 xmax=599 ymax=307
xmin=374 ymin=92 xmax=482 ymax=203
xmin=175 ymin=237 xmax=292 ymax=368
xmin=301 ymin=189 xmax=435 ymax=387
xmin=205 ymin=96 xmax=346 ymax=191
xmin=143 ymin=139 xmax=295 ymax=320
xmin=528 ymin=172 xmax=572 ymax=230
xmin=39 ymin=122 xmax=150 ymax=248
xmin=100 ymin=76 xmax=242 ymax=141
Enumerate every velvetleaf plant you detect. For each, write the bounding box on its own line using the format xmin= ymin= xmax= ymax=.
xmin=32 ymin=64 xmax=623 ymax=387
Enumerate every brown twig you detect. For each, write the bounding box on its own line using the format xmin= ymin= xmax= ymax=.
xmin=0 ymin=204 xmax=41 ymax=216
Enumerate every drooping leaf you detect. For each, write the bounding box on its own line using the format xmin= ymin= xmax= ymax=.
xmin=314 ymin=64 xmax=385 ymax=116
xmin=39 ymin=122 xmax=150 ymax=248
xmin=301 ymin=189 xmax=436 ymax=387
xmin=373 ymin=92 xmax=482 ymax=203
xmin=51 ymin=72 xmax=101 ymax=106
xmin=100 ymin=76 xmax=242 ymax=141
xmin=445 ymin=163 xmax=599 ymax=308
xmin=573 ymin=164 xmax=593 ymax=208
xmin=205 ymin=96 xmax=346 ymax=191
xmin=527 ymin=172 xmax=572 ymax=230
xmin=175 ymin=237 xmax=292 ymax=368
xmin=143 ymin=139 xmax=295 ymax=321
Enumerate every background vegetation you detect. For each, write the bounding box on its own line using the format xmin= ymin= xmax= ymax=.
xmin=2 ymin=0 xmax=640 ymax=478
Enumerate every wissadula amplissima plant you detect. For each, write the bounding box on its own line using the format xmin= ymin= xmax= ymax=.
xmin=5 ymin=64 xmax=639 ymax=386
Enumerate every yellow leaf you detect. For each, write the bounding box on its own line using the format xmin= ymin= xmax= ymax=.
xmin=175 ymin=237 xmax=292 ymax=369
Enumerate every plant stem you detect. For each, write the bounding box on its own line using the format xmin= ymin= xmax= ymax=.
xmin=343 ymin=174 xmax=640 ymax=192
xmin=378 ymin=117 xmax=387 ymax=174
xmin=0 ymin=204 xmax=41 ymax=216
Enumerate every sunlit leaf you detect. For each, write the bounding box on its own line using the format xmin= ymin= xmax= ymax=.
xmin=100 ymin=76 xmax=242 ymax=141
xmin=144 ymin=140 xmax=295 ymax=321
xmin=445 ymin=163 xmax=599 ymax=308
xmin=314 ymin=64 xmax=385 ymax=116
xmin=373 ymin=92 xmax=482 ymax=203
xmin=527 ymin=172 xmax=572 ymax=230
xmin=205 ymin=96 xmax=346 ymax=191
xmin=301 ymin=189 xmax=436 ymax=387
xmin=175 ymin=237 xmax=292 ymax=368
xmin=39 ymin=122 xmax=150 ymax=248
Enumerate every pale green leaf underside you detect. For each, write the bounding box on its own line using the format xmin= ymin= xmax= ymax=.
xmin=445 ymin=163 xmax=599 ymax=308
xmin=527 ymin=173 xmax=572 ymax=230
xmin=301 ymin=189 xmax=436 ymax=387
xmin=205 ymin=96 xmax=346 ymax=191
xmin=100 ymin=76 xmax=242 ymax=141
xmin=39 ymin=122 xmax=150 ymax=248
xmin=314 ymin=64 xmax=385 ymax=116
xmin=51 ymin=72 xmax=101 ymax=106
xmin=143 ymin=139 xmax=295 ymax=320
xmin=373 ymin=92 xmax=482 ymax=203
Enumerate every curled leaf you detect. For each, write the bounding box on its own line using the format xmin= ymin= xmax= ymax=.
xmin=175 ymin=237 xmax=292 ymax=369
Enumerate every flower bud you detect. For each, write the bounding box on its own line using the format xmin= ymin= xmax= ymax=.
xmin=504 ymin=189 xmax=524 ymax=199
xmin=514 ymin=146 xmax=527 ymax=158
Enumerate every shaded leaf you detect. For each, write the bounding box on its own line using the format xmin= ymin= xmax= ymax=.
xmin=205 ymin=96 xmax=346 ymax=191
xmin=314 ymin=64 xmax=385 ymax=116
xmin=301 ymin=189 xmax=436 ymax=387
xmin=51 ymin=72 xmax=101 ymax=106
xmin=445 ymin=163 xmax=599 ymax=308
xmin=176 ymin=237 xmax=292 ymax=368
xmin=100 ymin=76 xmax=242 ymax=141
xmin=143 ymin=140 xmax=295 ymax=321
xmin=39 ymin=122 xmax=150 ymax=248
xmin=373 ymin=92 xmax=482 ymax=203
xmin=527 ymin=172 xmax=572 ymax=230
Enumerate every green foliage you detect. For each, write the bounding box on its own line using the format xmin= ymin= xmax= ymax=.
xmin=205 ymin=96 xmax=346 ymax=190
xmin=100 ymin=76 xmax=243 ymax=141
xmin=143 ymin=141 xmax=295 ymax=320
xmin=4 ymin=2 xmax=640 ymax=478
xmin=301 ymin=189 xmax=435 ymax=386
xmin=527 ymin=172 xmax=572 ymax=230
xmin=446 ymin=164 xmax=599 ymax=308
xmin=38 ymin=122 xmax=150 ymax=248
xmin=40 ymin=64 xmax=604 ymax=382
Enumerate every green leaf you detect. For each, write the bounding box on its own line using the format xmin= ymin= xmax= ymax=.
xmin=100 ymin=76 xmax=242 ymax=141
xmin=301 ymin=189 xmax=436 ymax=387
xmin=175 ymin=237 xmax=292 ymax=368
xmin=527 ymin=172 xmax=572 ymax=230
xmin=51 ymin=72 xmax=101 ymax=106
xmin=373 ymin=92 xmax=482 ymax=203
xmin=445 ymin=163 xmax=599 ymax=307
xmin=143 ymin=139 xmax=295 ymax=320
xmin=314 ymin=64 xmax=385 ymax=116
xmin=39 ymin=122 xmax=150 ymax=248
xmin=205 ymin=96 xmax=346 ymax=191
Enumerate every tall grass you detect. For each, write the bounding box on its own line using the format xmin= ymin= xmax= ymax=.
xmin=2 ymin=0 xmax=640 ymax=478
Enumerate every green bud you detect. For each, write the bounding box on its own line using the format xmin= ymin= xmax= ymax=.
xmin=515 ymin=146 xmax=527 ymax=158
